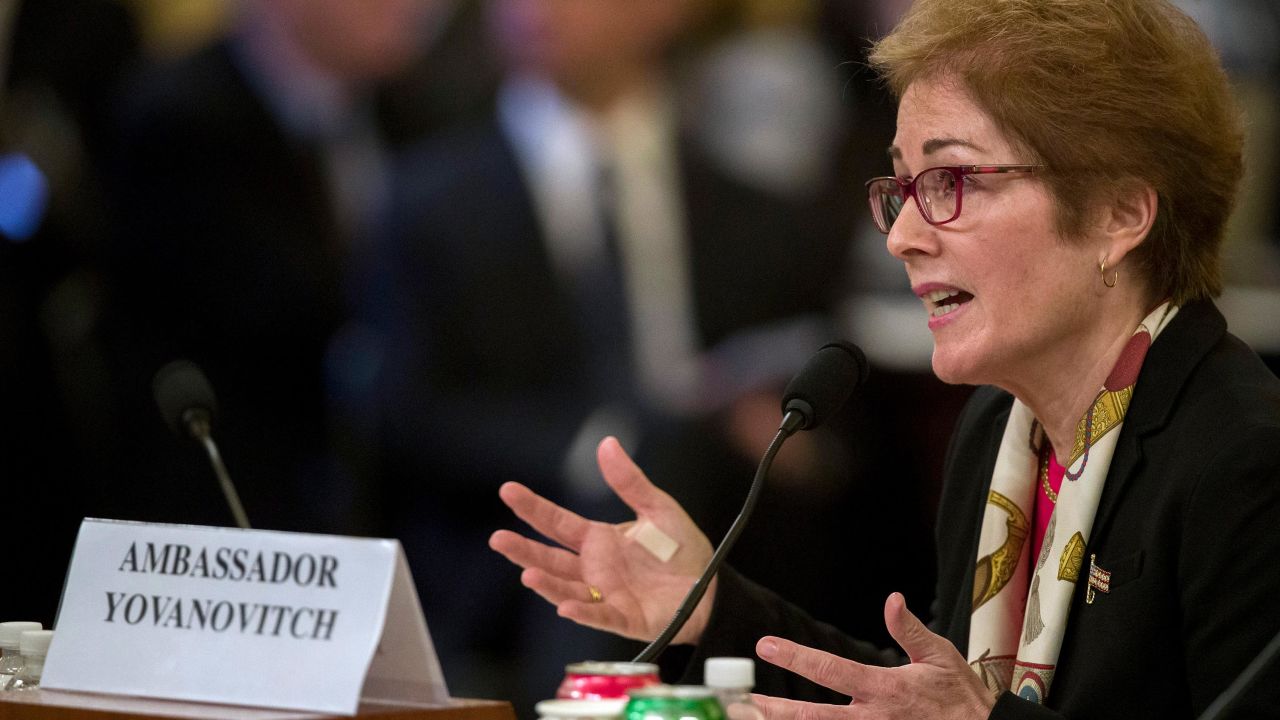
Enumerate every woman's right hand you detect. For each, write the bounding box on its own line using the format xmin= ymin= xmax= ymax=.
xmin=489 ymin=436 xmax=717 ymax=646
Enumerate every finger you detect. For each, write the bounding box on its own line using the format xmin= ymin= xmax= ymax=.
xmin=756 ymin=636 xmax=878 ymax=699
xmin=489 ymin=529 xmax=583 ymax=579
xmin=883 ymin=592 xmax=949 ymax=665
xmin=752 ymin=695 xmax=857 ymax=720
xmin=499 ymin=481 xmax=591 ymax=551
xmin=520 ymin=566 xmax=597 ymax=608
xmin=557 ymin=599 xmax=632 ymax=637
xmin=596 ymin=437 xmax=677 ymax=517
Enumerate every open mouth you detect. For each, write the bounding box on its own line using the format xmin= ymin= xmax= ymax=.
xmin=923 ymin=288 xmax=974 ymax=318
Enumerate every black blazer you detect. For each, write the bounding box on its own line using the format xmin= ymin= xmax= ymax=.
xmin=688 ymin=300 xmax=1280 ymax=719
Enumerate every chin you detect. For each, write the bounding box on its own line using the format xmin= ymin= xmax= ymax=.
xmin=930 ymin=345 xmax=986 ymax=387
xmin=931 ymin=362 xmax=970 ymax=386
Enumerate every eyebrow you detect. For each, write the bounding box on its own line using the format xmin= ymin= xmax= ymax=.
xmin=887 ymin=137 xmax=988 ymax=160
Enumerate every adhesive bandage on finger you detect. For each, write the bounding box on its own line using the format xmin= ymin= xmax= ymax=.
xmin=625 ymin=519 xmax=680 ymax=562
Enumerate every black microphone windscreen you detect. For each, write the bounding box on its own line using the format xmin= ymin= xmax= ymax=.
xmin=152 ymin=360 xmax=218 ymax=437
xmin=782 ymin=341 xmax=869 ymax=430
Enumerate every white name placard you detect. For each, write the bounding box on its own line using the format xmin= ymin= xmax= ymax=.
xmin=42 ymin=519 xmax=449 ymax=715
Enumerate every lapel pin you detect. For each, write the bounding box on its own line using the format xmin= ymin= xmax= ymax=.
xmin=1086 ymin=553 xmax=1112 ymax=604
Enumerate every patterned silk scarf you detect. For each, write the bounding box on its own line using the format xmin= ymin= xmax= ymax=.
xmin=966 ymin=302 xmax=1177 ymax=703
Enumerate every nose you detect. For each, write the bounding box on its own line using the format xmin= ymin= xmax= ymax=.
xmin=885 ymin=196 xmax=940 ymax=261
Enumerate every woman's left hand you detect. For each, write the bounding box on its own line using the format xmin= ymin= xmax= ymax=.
xmin=753 ymin=593 xmax=998 ymax=720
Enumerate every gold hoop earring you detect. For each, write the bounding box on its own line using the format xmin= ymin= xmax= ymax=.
xmin=1099 ymin=259 xmax=1119 ymax=288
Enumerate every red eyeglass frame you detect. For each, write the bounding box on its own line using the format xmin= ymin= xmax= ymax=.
xmin=865 ymin=164 xmax=1043 ymax=233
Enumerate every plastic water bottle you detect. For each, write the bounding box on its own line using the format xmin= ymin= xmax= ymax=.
xmin=704 ymin=658 xmax=765 ymax=720
xmin=5 ymin=630 xmax=53 ymax=690
xmin=0 ymin=622 xmax=42 ymax=691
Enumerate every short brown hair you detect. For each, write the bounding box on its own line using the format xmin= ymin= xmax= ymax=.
xmin=869 ymin=0 xmax=1243 ymax=303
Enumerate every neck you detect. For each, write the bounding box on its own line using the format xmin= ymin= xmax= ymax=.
xmin=1006 ymin=296 xmax=1154 ymax=456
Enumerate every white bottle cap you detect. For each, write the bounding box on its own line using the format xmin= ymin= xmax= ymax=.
xmin=18 ymin=630 xmax=53 ymax=658
xmin=705 ymin=657 xmax=755 ymax=689
xmin=0 ymin=622 xmax=43 ymax=651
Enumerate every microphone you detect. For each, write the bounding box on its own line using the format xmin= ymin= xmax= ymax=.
xmin=632 ymin=341 xmax=869 ymax=662
xmin=781 ymin=342 xmax=870 ymax=434
xmin=152 ymin=360 xmax=252 ymax=529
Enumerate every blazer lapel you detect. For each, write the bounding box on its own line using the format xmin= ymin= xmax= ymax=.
xmin=1089 ymin=301 xmax=1227 ymax=540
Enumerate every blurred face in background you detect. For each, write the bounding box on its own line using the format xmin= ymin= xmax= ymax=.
xmin=489 ymin=0 xmax=692 ymax=103
xmin=267 ymin=0 xmax=451 ymax=82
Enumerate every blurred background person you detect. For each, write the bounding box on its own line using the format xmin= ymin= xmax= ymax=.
xmin=377 ymin=0 xmax=938 ymax=710
xmin=92 ymin=0 xmax=489 ymax=539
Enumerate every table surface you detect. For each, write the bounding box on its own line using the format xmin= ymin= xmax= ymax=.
xmin=0 ymin=689 xmax=515 ymax=720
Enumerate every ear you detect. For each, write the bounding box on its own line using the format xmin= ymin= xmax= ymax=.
xmin=1099 ymin=182 xmax=1158 ymax=268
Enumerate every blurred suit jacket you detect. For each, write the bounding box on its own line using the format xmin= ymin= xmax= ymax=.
xmin=381 ymin=117 xmax=853 ymax=511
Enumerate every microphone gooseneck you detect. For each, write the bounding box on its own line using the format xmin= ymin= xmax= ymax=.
xmin=631 ymin=341 xmax=869 ymax=663
xmin=152 ymin=360 xmax=252 ymax=530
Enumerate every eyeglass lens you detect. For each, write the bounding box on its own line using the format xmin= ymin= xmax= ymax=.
xmin=870 ymin=168 xmax=960 ymax=233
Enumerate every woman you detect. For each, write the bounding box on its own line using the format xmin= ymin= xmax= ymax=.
xmin=489 ymin=0 xmax=1280 ymax=717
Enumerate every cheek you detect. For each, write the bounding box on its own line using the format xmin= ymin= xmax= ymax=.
xmin=977 ymin=219 xmax=1064 ymax=305
xmin=981 ymin=248 xmax=1097 ymax=357
xmin=949 ymin=235 xmax=1065 ymax=347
